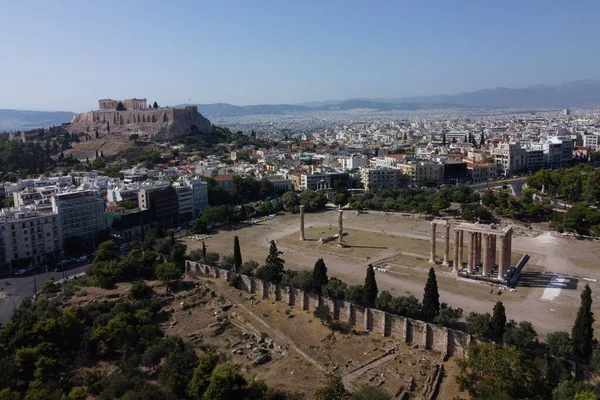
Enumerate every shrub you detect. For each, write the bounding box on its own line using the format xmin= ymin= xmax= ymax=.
xmin=129 ymin=280 xmax=153 ymax=299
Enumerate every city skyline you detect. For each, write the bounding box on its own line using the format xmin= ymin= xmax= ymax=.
xmin=2 ymin=0 xmax=600 ymax=111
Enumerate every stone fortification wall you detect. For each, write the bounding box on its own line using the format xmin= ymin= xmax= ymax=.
xmin=186 ymin=261 xmax=471 ymax=357
xmin=69 ymin=106 xmax=211 ymax=141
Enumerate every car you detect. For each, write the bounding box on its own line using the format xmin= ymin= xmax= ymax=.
xmin=14 ymin=269 xmax=26 ymax=276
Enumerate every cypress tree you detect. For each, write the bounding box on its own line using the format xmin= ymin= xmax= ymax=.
xmin=239 ymin=204 xmax=247 ymax=221
xmin=312 ymin=258 xmax=328 ymax=293
xmin=490 ymin=301 xmax=507 ymax=341
xmin=364 ymin=264 xmax=378 ymax=307
xmin=233 ymin=236 xmax=242 ymax=271
xmin=202 ymin=241 xmax=207 ymax=258
xmin=264 ymin=240 xmax=285 ymax=283
xmin=572 ymin=284 xmax=595 ymax=360
xmin=422 ymin=267 xmax=440 ymax=322
xmin=442 ymin=133 xmax=446 ymax=146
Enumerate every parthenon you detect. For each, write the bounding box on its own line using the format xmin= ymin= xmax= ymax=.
xmin=430 ymin=219 xmax=513 ymax=280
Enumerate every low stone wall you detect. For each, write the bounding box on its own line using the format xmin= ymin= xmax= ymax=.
xmin=186 ymin=261 xmax=472 ymax=357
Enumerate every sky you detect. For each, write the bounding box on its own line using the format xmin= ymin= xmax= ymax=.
xmin=1 ymin=0 xmax=600 ymax=112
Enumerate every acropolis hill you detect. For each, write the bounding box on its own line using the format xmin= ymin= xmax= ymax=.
xmin=68 ymin=98 xmax=212 ymax=141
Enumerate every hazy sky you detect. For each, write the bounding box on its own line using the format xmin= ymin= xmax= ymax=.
xmin=2 ymin=0 xmax=600 ymax=111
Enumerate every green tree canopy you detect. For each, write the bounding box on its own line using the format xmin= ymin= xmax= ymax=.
xmin=422 ymin=268 xmax=440 ymax=322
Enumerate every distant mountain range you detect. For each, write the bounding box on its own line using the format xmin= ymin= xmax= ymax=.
xmin=4 ymin=80 xmax=600 ymax=130
xmin=187 ymin=80 xmax=600 ymax=118
xmin=0 ymin=109 xmax=75 ymax=132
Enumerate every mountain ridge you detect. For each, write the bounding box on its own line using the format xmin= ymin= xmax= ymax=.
xmin=4 ymin=80 xmax=600 ymax=130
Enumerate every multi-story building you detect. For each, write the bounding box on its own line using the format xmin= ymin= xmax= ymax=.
xmin=340 ymin=155 xmax=368 ymax=170
xmin=467 ymin=162 xmax=497 ymax=182
xmin=396 ymin=162 xmax=444 ymax=186
xmin=51 ymin=189 xmax=106 ymax=248
xmin=543 ymin=136 xmax=573 ymax=168
xmin=175 ymin=184 xmax=193 ymax=222
xmin=214 ymin=175 xmax=234 ymax=192
xmin=182 ymin=178 xmax=208 ymax=218
xmin=525 ymin=148 xmax=545 ymax=170
xmin=0 ymin=207 xmax=61 ymax=269
xmin=359 ymin=167 xmax=403 ymax=192
xmin=138 ymin=184 xmax=179 ymax=228
xmin=299 ymin=172 xmax=350 ymax=191
xmin=492 ymin=142 xmax=527 ymax=174
xmin=583 ymin=134 xmax=599 ymax=151
xmin=267 ymin=176 xmax=293 ymax=193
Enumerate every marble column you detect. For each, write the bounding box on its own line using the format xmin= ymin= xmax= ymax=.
xmin=429 ymin=222 xmax=437 ymax=264
xmin=299 ymin=205 xmax=305 ymax=241
xmin=505 ymin=230 xmax=512 ymax=269
xmin=482 ymin=233 xmax=489 ymax=276
xmin=338 ymin=210 xmax=344 ymax=245
xmin=453 ymin=229 xmax=459 ymax=274
xmin=490 ymin=235 xmax=497 ymax=271
xmin=467 ymin=232 xmax=474 ymax=273
xmin=457 ymin=230 xmax=464 ymax=270
xmin=498 ymin=235 xmax=506 ymax=280
xmin=443 ymin=223 xmax=450 ymax=267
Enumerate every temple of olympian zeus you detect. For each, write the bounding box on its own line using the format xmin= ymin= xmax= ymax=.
xmin=298 ymin=208 xmax=514 ymax=281
xmin=430 ymin=219 xmax=514 ymax=280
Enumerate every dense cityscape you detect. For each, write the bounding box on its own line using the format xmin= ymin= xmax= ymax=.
xmin=4 ymin=1 xmax=600 ymax=399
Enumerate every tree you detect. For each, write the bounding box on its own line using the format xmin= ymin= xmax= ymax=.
xmin=312 ymin=258 xmax=328 ymax=293
xmin=572 ymin=284 xmax=595 ymax=360
xmin=314 ymin=305 xmax=332 ymax=325
xmin=364 ymin=265 xmax=378 ymax=307
xmin=333 ymin=192 xmax=349 ymax=208
xmin=94 ymin=240 xmax=118 ymax=264
xmin=257 ymin=241 xmax=285 ymax=284
xmin=422 ymin=267 xmax=440 ymax=322
xmin=490 ymin=301 xmax=507 ymax=341
xmin=456 ymin=343 xmax=542 ymax=400
xmin=281 ymin=191 xmax=299 ymax=212
xmin=233 ymin=236 xmax=242 ymax=272
xmin=116 ymin=102 xmax=126 ymax=111
xmin=504 ymin=321 xmax=537 ymax=352
xmin=155 ymin=262 xmax=182 ymax=292
xmin=187 ymin=352 xmax=219 ymax=399
xmin=153 ymin=101 xmax=159 ymax=109
xmin=466 ymin=312 xmax=491 ymax=338
xmin=442 ymin=133 xmax=446 ymax=146
xmin=128 ymin=133 xmax=139 ymax=142
xmin=202 ymin=241 xmax=207 ymax=258
xmin=238 ymin=204 xmax=247 ymax=221
xmin=345 ymin=285 xmax=366 ymax=306
xmin=201 ymin=364 xmax=246 ymax=400
xmin=129 ymin=280 xmax=152 ymax=299
xmin=547 ymin=331 xmax=573 ymax=359
xmin=322 ymin=278 xmax=348 ymax=300
xmin=315 ymin=374 xmax=349 ymax=400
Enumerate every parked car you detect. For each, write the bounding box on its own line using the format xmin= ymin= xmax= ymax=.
xmin=14 ymin=269 xmax=26 ymax=276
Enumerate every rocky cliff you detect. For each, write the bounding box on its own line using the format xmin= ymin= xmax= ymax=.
xmin=68 ymin=106 xmax=212 ymax=140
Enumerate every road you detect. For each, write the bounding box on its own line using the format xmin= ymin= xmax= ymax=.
xmin=0 ymin=263 xmax=91 ymax=325
xmin=470 ymin=177 xmax=527 ymax=198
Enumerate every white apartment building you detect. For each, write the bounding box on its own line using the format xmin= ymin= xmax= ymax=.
xmin=0 ymin=207 xmax=60 ymax=269
xmin=340 ymin=155 xmax=367 ymax=170
xmin=4 ymin=175 xmax=73 ymax=196
xmin=359 ymin=167 xmax=403 ymax=192
xmin=51 ymin=189 xmax=106 ymax=247
xmin=583 ymin=134 xmax=599 ymax=151
xmin=370 ymin=157 xmax=399 ymax=168
xmin=492 ymin=142 xmax=527 ymax=174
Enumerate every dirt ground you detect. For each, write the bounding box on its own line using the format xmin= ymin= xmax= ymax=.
xmin=179 ymin=274 xmax=450 ymax=398
xmin=185 ymin=210 xmax=600 ymax=338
